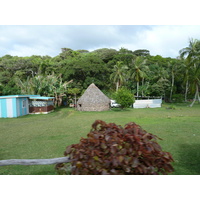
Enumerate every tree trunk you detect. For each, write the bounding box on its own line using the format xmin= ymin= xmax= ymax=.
xmin=136 ymin=81 xmax=139 ymax=99
xmin=74 ymin=94 xmax=77 ymax=109
xmin=190 ymin=84 xmax=199 ymax=107
xmin=170 ymin=71 xmax=174 ymax=102
xmin=58 ymin=95 xmax=63 ymax=107
xmin=142 ymin=77 xmax=144 ymax=97
xmin=185 ymin=79 xmax=189 ymax=102
xmin=116 ymin=81 xmax=119 ymax=91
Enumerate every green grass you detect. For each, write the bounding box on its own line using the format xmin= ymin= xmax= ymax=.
xmin=0 ymin=103 xmax=200 ymax=175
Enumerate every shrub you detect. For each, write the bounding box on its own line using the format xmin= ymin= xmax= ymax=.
xmin=172 ymin=94 xmax=184 ymax=103
xmin=114 ymin=88 xmax=135 ymax=109
xmin=56 ymin=120 xmax=174 ymax=175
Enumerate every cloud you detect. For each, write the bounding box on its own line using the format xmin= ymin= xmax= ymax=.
xmin=0 ymin=25 xmax=200 ymax=58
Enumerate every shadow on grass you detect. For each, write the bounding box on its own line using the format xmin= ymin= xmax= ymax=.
xmin=177 ymin=144 xmax=200 ymax=175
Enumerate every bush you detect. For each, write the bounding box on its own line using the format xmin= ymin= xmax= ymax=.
xmin=114 ymin=88 xmax=135 ymax=109
xmin=172 ymin=94 xmax=184 ymax=103
xmin=56 ymin=120 xmax=174 ymax=175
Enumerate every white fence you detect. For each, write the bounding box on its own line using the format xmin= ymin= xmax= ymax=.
xmin=133 ymin=99 xmax=162 ymax=108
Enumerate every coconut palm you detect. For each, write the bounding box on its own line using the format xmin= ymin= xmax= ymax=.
xmin=110 ymin=61 xmax=128 ymax=91
xmin=130 ymin=56 xmax=148 ymax=98
xmin=179 ymin=38 xmax=200 ymax=61
xmin=188 ymin=63 xmax=200 ymax=107
xmin=179 ymin=38 xmax=200 ymax=106
xmin=168 ymin=60 xmax=182 ymax=102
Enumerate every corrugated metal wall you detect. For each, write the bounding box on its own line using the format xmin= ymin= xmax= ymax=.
xmin=133 ymin=99 xmax=162 ymax=108
xmin=16 ymin=97 xmax=29 ymax=117
xmin=0 ymin=97 xmax=29 ymax=118
xmin=0 ymin=98 xmax=8 ymax=118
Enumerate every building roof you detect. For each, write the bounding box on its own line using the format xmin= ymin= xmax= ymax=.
xmin=29 ymin=96 xmax=54 ymax=100
xmin=77 ymin=83 xmax=110 ymax=105
xmin=0 ymin=95 xmax=54 ymax=100
xmin=0 ymin=95 xmax=40 ymax=99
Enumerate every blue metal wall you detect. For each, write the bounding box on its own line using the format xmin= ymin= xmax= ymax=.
xmin=0 ymin=97 xmax=29 ymax=118
xmin=0 ymin=98 xmax=7 ymax=118
xmin=17 ymin=97 xmax=29 ymax=117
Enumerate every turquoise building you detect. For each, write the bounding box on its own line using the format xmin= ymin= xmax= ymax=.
xmin=0 ymin=95 xmax=54 ymax=118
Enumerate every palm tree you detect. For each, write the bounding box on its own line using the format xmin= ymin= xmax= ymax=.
xmin=179 ymin=38 xmax=200 ymax=62
xmin=110 ymin=61 xmax=128 ymax=91
xmin=168 ymin=60 xmax=182 ymax=102
xmin=188 ymin=63 xmax=200 ymax=107
xmin=179 ymin=38 xmax=200 ymax=106
xmin=181 ymin=58 xmax=190 ymax=102
xmin=130 ymin=56 xmax=147 ymax=98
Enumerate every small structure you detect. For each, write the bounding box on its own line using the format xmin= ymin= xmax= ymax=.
xmin=77 ymin=83 xmax=110 ymax=111
xmin=0 ymin=95 xmax=54 ymax=118
xmin=29 ymin=96 xmax=55 ymax=114
xmin=133 ymin=99 xmax=162 ymax=108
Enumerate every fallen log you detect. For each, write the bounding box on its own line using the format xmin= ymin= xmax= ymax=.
xmin=0 ymin=157 xmax=71 ymax=166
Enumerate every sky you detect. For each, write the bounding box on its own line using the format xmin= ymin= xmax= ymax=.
xmin=1 ymin=25 xmax=200 ymax=58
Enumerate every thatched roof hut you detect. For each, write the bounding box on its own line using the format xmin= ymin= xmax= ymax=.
xmin=77 ymin=83 xmax=110 ymax=111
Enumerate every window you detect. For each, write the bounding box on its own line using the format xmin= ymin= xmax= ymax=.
xmin=22 ymin=100 xmax=26 ymax=108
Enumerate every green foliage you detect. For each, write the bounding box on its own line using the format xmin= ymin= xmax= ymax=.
xmin=15 ymin=73 xmax=73 ymax=106
xmin=110 ymin=61 xmax=128 ymax=91
xmin=172 ymin=94 xmax=184 ymax=103
xmin=133 ymin=49 xmax=150 ymax=57
xmin=67 ymin=88 xmax=80 ymax=95
xmin=56 ymin=120 xmax=174 ymax=175
xmin=166 ymin=105 xmax=177 ymax=110
xmin=0 ymin=40 xmax=199 ymax=104
xmin=114 ymin=88 xmax=134 ymax=109
xmin=92 ymin=48 xmax=118 ymax=63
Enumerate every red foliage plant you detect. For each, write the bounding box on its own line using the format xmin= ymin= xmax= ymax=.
xmin=56 ymin=120 xmax=174 ymax=175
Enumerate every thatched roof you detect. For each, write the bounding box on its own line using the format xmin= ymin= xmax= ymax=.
xmin=77 ymin=83 xmax=110 ymax=111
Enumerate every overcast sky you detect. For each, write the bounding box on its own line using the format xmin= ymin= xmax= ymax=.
xmin=0 ymin=25 xmax=200 ymax=58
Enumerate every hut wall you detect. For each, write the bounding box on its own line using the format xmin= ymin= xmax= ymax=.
xmin=76 ymin=83 xmax=110 ymax=112
xmin=77 ymin=103 xmax=110 ymax=111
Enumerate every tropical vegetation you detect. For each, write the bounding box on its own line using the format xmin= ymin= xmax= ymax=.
xmin=0 ymin=39 xmax=200 ymax=106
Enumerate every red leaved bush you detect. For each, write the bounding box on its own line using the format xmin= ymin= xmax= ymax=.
xmin=56 ymin=120 xmax=174 ymax=175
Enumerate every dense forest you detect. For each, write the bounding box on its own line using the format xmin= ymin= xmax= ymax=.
xmin=0 ymin=38 xmax=200 ymax=106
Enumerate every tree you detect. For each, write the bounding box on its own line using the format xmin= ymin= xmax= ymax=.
xmin=112 ymin=48 xmax=135 ymax=67
xmin=179 ymin=38 xmax=200 ymax=106
xmin=188 ymin=63 xmax=200 ymax=107
xmin=110 ymin=61 xmax=128 ymax=91
xmin=133 ymin=49 xmax=150 ymax=57
xmin=114 ymin=87 xmax=135 ymax=109
xmin=168 ymin=60 xmax=182 ymax=102
xmin=67 ymin=88 xmax=81 ymax=108
xmin=15 ymin=73 xmax=73 ymax=106
xmin=92 ymin=48 xmax=118 ymax=63
xmin=129 ymin=56 xmax=147 ymax=98
xmin=148 ymin=63 xmax=170 ymax=98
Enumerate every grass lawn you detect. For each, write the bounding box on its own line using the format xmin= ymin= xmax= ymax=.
xmin=0 ymin=103 xmax=200 ymax=175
